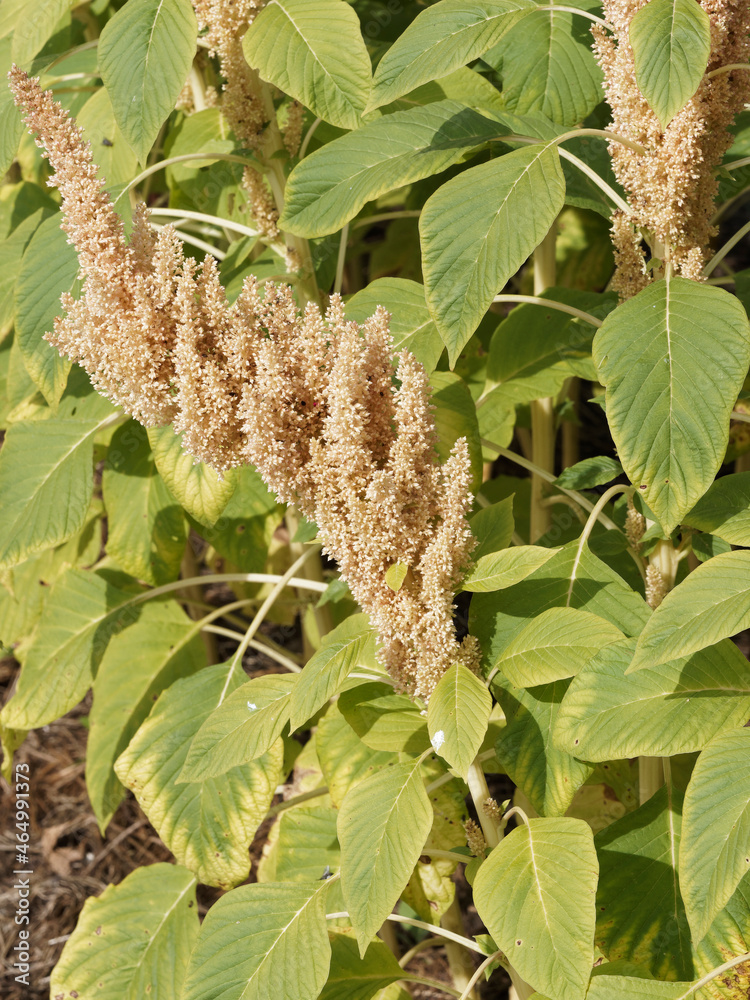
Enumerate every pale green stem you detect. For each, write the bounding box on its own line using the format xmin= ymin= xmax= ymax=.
xmin=399 ymin=937 xmax=445 ymax=968
xmin=202 ymin=625 xmax=303 ymax=672
xmin=724 ymin=155 xmax=750 ymax=171
xmin=116 ymin=152 xmax=259 ymax=200
xmin=149 ymin=222 xmax=226 ymax=260
xmin=639 ymin=758 xmax=664 ymax=806
xmin=459 ymin=951 xmax=506 ymax=1000
xmin=503 ymin=805 xmax=529 ymax=826
xmin=566 ymin=485 xmax=637 ymax=607
xmin=557 ymin=149 xmax=631 ymax=214
xmin=400 ymin=976 xmax=461 ymax=998
xmin=299 ymin=117 xmax=322 ymax=159
xmin=529 ymin=230 xmax=558 ymax=542
xmin=189 ymin=65 xmax=207 ymax=113
xmin=132 ymin=572 xmax=327 ymax=608
xmin=41 ymin=39 xmax=98 ymax=74
xmin=707 ymin=63 xmax=750 ymax=79
xmin=732 ymin=410 xmax=750 ymax=423
xmin=425 ymin=748 xmax=498 ymax=794
xmin=679 ymin=952 xmax=750 ymax=998
xmin=334 ymin=222 xmax=349 ymax=295
xmin=266 ymin=786 xmax=330 ymax=817
xmin=325 ymin=913 xmax=486 ymax=955
xmin=492 ymin=294 xmax=603 ymax=327
xmin=352 ymin=210 xmax=422 ymax=229
xmin=147 ymin=207 xmax=262 ymax=242
xmin=704 ymin=218 xmax=750 ymax=275
xmin=442 ymin=898 xmax=479 ymax=998
xmin=467 ymin=758 xmax=501 ymax=848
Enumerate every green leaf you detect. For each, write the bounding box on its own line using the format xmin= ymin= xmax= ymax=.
xmin=680 ymin=726 xmax=750 ymax=941
xmin=0 ymin=38 xmax=23 ymax=176
xmin=345 ymin=279 xmax=445 ymax=373
xmin=281 ymin=100 xmax=506 ymax=238
xmin=553 ymin=637 xmax=750 ymax=761
xmin=630 ymin=550 xmax=750 ymax=671
xmin=99 ymin=0 xmax=198 ymax=164
xmin=87 ymin=600 xmax=206 ymax=832
xmin=463 ymin=545 xmax=561 ymax=593
xmin=421 ymin=145 xmax=566 ymax=364
xmin=243 ymin=0 xmax=371 ymax=129
xmin=317 ymin=702 xmax=397 ymax=807
xmin=629 ymin=0 xmax=711 ymax=128
xmin=684 ymin=472 xmax=750 ymax=546
xmin=692 ymin=871 xmax=750 ymax=1000
xmin=0 ymin=209 xmax=50 ymax=337
xmin=115 ymin=662 xmax=284 ymax=888
xmin=555 ymin=456 xmax=624 ymax=490
xmin=0 ymin=568 xmax=140 ymax=730
xmin=181 ymin=881 xmax=332 ymax=1000
xmin=469 ymin=541 xmax=650 ymax=667
xmin=592 ymin=278 xmax=750 ymax=533
xmin=496 ymin=607 xmax=625 ymax=687
xmin=486 ymin=288 xmax=616 ymax=406
xmin=368 ymin=0 xmax=533 ymax=109
xmin=272 ymin=806 xmax=341 ymax=884
xmin=470 ymin=495 xmax=515 ymax=556
xmin=0 ymin=398 xmax=115 ymax=571
xmin=320 ymin=930 xmax=404 ymax=1000
xmin=338 ymin=682 xmax=430 ymax=754
xmin=595 ymin=785 xmax=693 ymax=980
xmin=50 ymin=864 xmax=199 ymax=1000
xmin=14 ymin=213 xmax=77 ymax=405
xmin=427 ymin=663 xmax=492 ymax=779
xmin=483 ymin=7 xmax=602 ymax=126
xmin=430 ymin=371 xmax=483 ymax=487
xmin=494 ymin=675 xmax=594 ymax=816
xmin=148 ymin=424 xmax=237 ymax=528
xmin=584 ymin=975 xmax=690 ymax=1000
xmin=103 ymin=422 xmax=186 ymax=586
xmin=179 ymin=673 xmax=295 ymax=783
xmin=338 ymin=757 xmax=433 ymax=955
xmin=11 ymin=0 xmax=78 ymax=66
xmin=473 ymin=817 xmax=598 ymax=1000
xmin=290 ymin=614 xmax=378 ymax=730
xmin=385 ymin=562 xmax=408 ymax=592
xmin=76 ymin=86 xmax=139 ymax=188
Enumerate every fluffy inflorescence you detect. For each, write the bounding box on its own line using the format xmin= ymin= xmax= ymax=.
xmin=191 ymin=0 xmax=280 ymax=239
xmin=9 ymin=69 xmax=479 ymax=700
xmin=594 ymin=0 xmax=750 ymax=296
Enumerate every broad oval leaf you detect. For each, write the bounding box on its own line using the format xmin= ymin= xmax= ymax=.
xmin=553 ymin=637 xmax=750 ymax=761
xmin=497 ymin=607 xmax=625 ymax=687
xmin=0 ymin=38 xmax=24 ymax=175
xmin=243 ymin=0 xmax=371 ymax=129
xmin=345 ymin=278 xmax=445 ymax=373
xmin=87 ymin=600 xmax=206 ymax=832
xmin=0 ymin=568 xmax=141 ymax=730
xmin=148 ymin=424 xmax=237 ymax=528
xmin=431 ymin=371 xmax=483 ymax=489
xmin=595 ymin=785 xmax=693 ymax=980
xmin=680 ymin=726 xmax=750 ymax=941
xmin=179 ymin=673 xmax=295 ymax=782
xmin=338 ymin=682 xmax=430 ymax=754
xmin=629 ymin=0 xmax=711 ymax=127
xmin=368 ymin=0 xmax=533 ymax=109
xmin=427 ymin=663 xmax=492 ymax=779
xmin=115 ymin=662 xmax=284 ymax=888
xmin=99 ymin=0 xmax=198 ymax=164
xmin=473 ymin=816 xmax=598 ymax=1000
xmin=321 ymin=930 xmax=404 ymax=1000
xmin=463 ymin=544 xmax=561 ymax=593
xmin=554 ymin=456 xmax=624 ymax=491
xmin=470 ymin=541 xmax=650 ymax=667
xmin=592 ymin=278 xmax=750 ymax=533
xmin=494 ymin=676 xmax=594 ymax=817
xmin=182 ymin=881 xmax=332 ymax=1000
xmin=483 ymin=7 xmax=602 ymax=126
xmin=14 ymin=212 xmax=76 ymax=404
xmin=50 ymin=863 xmax=199 ymax=1000
xmin=290 ymin=614 xmax=378 ymax=730
xmin=103 ymin=421 xmax=187 ymax=586
xmin=281 ymin=100 xmax=505 ymax=238
xmin=338 ymin=757 xmax=433 ymax=955
xmin=421 ymin=145 xmax=566 ymax=364
xmin=317 ymin=702 xmax=397 ymax=807
xmin=585 ymin=975 xmax=691 ymax=1000
xmin=11 ymin=0 xmax=78 ymax=66
xmin=0 ymin=388 xmax=115 ymax=571
xmin=630 ymin=550 xmax=750 ymax=671
xmin=684 ymin=472 xmax=750 ymax=546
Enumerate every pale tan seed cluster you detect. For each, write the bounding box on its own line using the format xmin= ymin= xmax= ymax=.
xmin=645 ymin=564 xmax=668 ymax=609
xmin=464 ymin=819 xmax=487 ymax=857
xmin=594 ymin=0 xmax=750 ymax=295
xmin=9 ymin=69 xmax=479 ymax=700
xmin=191 ymin=0 xmax=280 ymax=239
